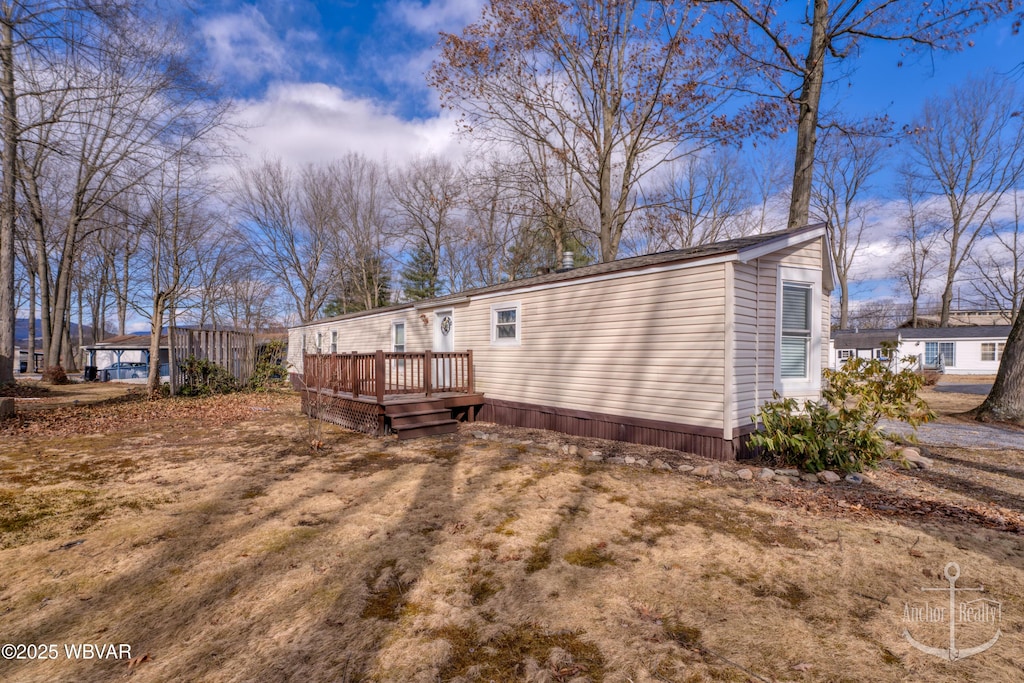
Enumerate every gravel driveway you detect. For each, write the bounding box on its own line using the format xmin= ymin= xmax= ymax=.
xmin=881 ymin=417 xmax=1024 ymax=450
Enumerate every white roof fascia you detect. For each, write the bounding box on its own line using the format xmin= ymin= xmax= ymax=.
xmin=736 ymin=225 xmax=827 ymax=264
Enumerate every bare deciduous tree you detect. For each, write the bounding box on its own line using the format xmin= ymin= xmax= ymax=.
xmin=705 ymin=0 xmax=1009 ymax=229
xmin=233 ymin=159 xmax=338 ymax=323
xmin=965 ymin=191 xmax=1024 ymax=320
xmin=328 ymin=154 xmax=392 ymax=314
xmin=892 ymin=167 xmax=941 ymax=329
xmin=810 ymin=130 xmax=885 ymax=329
xmin=639 ymin=148 xmax=750 ymax=252
xmin=432 ymin=0 xmax=746 ymax=262
xmin=905 ymin=74 xmax=1024 ymax=326
xmin=389 ymin=156 xmax=463 ymax=300
xmin=136 ymin=152 xmax=210 ymax=394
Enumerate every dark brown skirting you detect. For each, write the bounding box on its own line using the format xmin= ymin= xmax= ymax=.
xmin=479 ymin=398 xmax=755 ymax=461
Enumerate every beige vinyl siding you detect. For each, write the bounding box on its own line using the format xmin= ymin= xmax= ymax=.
xmin=731 ymin=261 xmax=762 ymax=431
xmin=821 ymin=289 xmax=831 ymax=371
xmin=288 ymin=309 xmax=419 ymax=373
xmin=729 ymin=238 xmax=828 ymax=431
xmin=288 ymin=231 xmax=830 ymax=437
xmin=459 ymin=263 xmax=728 ymax=428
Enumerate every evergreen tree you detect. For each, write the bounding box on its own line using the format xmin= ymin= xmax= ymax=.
xmin=402 ymin=244 xmax=441 ymax=301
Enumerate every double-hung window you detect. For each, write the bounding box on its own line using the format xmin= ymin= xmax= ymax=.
xmin=392 ymin=321 xmax=406 ymax=371
xmin=393 ymin=322 xmax=405 ymax=353
xmin=781 ymin=282 xmax=812 ymax=379
xmin=330 ymin=330 xmax=338 ymax=354
xmin=776 ymin=267 xmax=821 ymax=393
xmin=491 ymin=303 xmax=521 ymax=346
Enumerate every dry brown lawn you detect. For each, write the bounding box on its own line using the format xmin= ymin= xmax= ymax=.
xmin=0 ymin=384 xmax=1021 ymax=682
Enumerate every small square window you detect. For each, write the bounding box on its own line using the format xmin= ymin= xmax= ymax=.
xmin=491 ymin=303 xmax=521 ymax=345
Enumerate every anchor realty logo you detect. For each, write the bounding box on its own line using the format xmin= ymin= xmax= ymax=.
xmin=902 ymin=562 xmax=1002 ymax=662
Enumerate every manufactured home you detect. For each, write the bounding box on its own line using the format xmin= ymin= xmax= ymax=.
xmin=830 ymin=325 xmax=1011 ymax=375
xmin=288 ymin=224 xmax=834 ymax=460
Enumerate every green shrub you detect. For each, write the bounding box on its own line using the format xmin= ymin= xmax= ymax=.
xmin=249 ymin=340 xmax=286 ymax=391
xmin=750 ymin=347 xmax=934 ymax=473
xmin=178 ymin=356 xmax=239 ymax=397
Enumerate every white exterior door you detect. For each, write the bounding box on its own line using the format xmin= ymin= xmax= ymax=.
xmin=433 ymin=310 xmax=454 ymax=388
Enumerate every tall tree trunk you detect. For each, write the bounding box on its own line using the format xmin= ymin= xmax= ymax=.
xmin=47 ymin=220 xmax=78 ymax=367
xmin=838 ymin=272 xmax=849 ymax=329
xmin=27 ymin=269 xmax=34 ymax=372
xmin=788 ymin=0 xmax=827 ymax=230
xmin=147 ymin=293 xmax=165 ymax=396
xmin=976 ymin=311 xmax=1024 ymax=423
xmin=0 ymin=16 xmax=15 ymax=384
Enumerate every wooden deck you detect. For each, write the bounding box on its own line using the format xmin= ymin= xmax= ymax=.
xmin=301 ymin=352 xmax=483 ymax=438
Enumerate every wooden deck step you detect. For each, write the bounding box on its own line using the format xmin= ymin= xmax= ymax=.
xmin=384 ymin=398 xmax=448 ymax=415
xmin=390 ymin=408 xmax=452 ymax=429
xmin=394 ymin=417 xmax=459 ymax=440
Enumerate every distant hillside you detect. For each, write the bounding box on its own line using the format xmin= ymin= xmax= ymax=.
xmin=15 ymin=319 xmax=104 ymax=343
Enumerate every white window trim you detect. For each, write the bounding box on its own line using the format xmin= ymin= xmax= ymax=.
xmin=775 ymin=266 xmax=821 ymax=394
xmin=981 ymin=341 xmax=1003 ymax=362
xmin=490 ymin=302 xmax=521 ymax=346
xmin=392 ymin=320 xmax=406 ymax=353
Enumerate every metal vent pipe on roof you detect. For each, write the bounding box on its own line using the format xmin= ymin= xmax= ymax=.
xmin=561 ymin=251 xmax=574 ymax=270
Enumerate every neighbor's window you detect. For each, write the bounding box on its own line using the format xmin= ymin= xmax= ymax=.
xmin=924 ymin=342 xmax=956 ymax=368
xmin=330 ymin=330 xmax=338 ymax=354
xmin=316 ymin=332 xmax=323 ymax=353
xmin=981 ymin=342 xmax=1004 ymax=362
xmin=837 ymin=349 xmax=853 ymax=362
xmin=491 ymin=303 xmax=521 ymax=345
xmin=780 ymin=282 xmax=812 ymax=379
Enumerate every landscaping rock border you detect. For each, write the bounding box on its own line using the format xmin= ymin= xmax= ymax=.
xmin=464 ymin=426 xmax=872 ymax=487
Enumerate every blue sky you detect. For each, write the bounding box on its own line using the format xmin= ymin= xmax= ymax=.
xmin=193 ymin=0 xmax=1022 ymax=165
xmin=190 ymin=2 xmax=1022 ymax=318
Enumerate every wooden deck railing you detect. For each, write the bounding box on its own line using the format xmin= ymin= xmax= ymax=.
xmin=302 ymin=350 xmax=474 ymax=400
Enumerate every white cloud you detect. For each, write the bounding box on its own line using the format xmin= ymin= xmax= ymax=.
xmin=200 ymin=7 xmax=290 ymax=84
xmin=226 ymin=81 xmax=465 ymax=167
xmin=393 ymin=0 xmax=484 ymax=34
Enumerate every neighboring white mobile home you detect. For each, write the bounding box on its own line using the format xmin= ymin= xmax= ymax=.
xmin=829 ymin=325 xmax=1012 ymax=375
xmin=289 ymin=224 xmax=834 ymax=460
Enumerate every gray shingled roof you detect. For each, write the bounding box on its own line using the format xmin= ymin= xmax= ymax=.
xmin=831 ymin=330 xmax=899 ymax=349
xmin=833 ymin=325 xmax=1012 ymax=348
xmin=298 ymin=223 xmax=825 ymax=328
xmin=898 ymin=325 xmax=1012 ymax=340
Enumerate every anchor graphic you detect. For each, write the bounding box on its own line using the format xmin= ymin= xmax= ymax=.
xmin=903 ymin=562 xmax=1001 ymax=661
